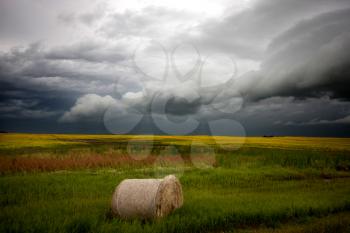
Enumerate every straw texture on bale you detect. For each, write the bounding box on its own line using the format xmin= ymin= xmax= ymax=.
xmin=111 ymin=175 xmax=183 ymax=219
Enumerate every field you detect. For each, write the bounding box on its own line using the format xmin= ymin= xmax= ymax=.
xmin=1 ymin=133 xmax=350 ymax=233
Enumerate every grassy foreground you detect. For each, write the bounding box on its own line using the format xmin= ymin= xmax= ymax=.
xmin=0 ymin=134 xmax=350 ymax=233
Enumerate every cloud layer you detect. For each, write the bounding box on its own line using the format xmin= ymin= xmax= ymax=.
xmin=1 ymin=0 xmax=350 ymax=135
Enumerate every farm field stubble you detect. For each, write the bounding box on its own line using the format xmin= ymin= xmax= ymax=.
xmin=0 ymin=133 xmax=350 ymax=233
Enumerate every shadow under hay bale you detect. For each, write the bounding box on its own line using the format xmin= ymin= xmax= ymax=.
xmin=111 ymin=175 xmax=183 ymax=219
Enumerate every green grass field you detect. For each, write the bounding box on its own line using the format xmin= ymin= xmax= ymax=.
xmin=1 ymin=134 xmax=350 ymax=233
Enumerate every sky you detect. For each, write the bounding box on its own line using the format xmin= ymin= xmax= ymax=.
xmin=0 ymin=0 xmax=350 ymax=136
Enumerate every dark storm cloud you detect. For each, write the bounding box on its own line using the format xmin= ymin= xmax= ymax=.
xmin=238 ymin=97 xmax=350 ymax=125
xmin=234 ymin=96 xmax=350 ymax=136
xmin=1 ymin=0 xmax=350 ymax=135
xmin=165 ymin=97 xmax=201 ymax=115
xmin=0 ymin=42 xmax=132 ymax=94
xmin=0 ymin=80 xmax=79 ymax=122
xmin=189 ymin=0 xmax=350 ymax=59
xmin=0 ymin=98 xmax=58 ymax=119
xmin=0 ymin=41 xmax=132 ymax=124
xmin=238 ymin=8 xmax=350 ymax=101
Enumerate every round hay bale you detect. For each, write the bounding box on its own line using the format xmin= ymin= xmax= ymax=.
xmin=111 ymin=175 xmax=183 ymax=219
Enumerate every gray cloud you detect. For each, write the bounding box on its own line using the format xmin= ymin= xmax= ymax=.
xmin=1 ymin=0 xmax=350 ymax=135
xmin=0 ymin=42 xmax=133 ymax=94
xmin=60 ymin=94 xmax=117 ymax=122
xmin=187 ymin=0 xmax=350 ymax=59
xmin=45 ymin=42 xmax=127 ymax=63
xmin=57 ymin=2 xmax=108 ymax=27
xmin=240 ymin=8 xmax=350 ymax=101
xmin=238 ymin=96 xmax=350 ymax=123
xmin=0 ymin=98 xmax=58 ymax=119
xmin=99 ymin=6 xmax=197 ymax=39
xmin=233 ymin=96 xmax=350 ymax=136
xmin=309 ymin=115 xmax=350 ymax=125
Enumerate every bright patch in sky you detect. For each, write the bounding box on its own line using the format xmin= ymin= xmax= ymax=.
xmin=107 ymin=0 xmax=251 ymax=17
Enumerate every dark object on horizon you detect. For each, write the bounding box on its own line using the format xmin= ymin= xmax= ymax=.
xmin=263 ymin=135 xmax=274 ymax=138
xmin=0 ymin=130 xmax=9 ymax=133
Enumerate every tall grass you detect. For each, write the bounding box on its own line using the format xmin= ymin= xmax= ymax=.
xmin=0 ymin=134 xmax=350 ymax=232
xmin=1 ymin=169 xmax=350 ymax=233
